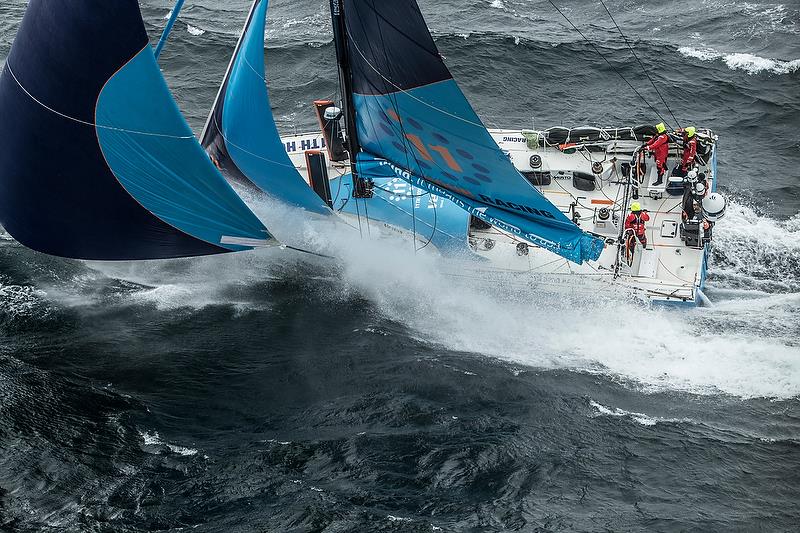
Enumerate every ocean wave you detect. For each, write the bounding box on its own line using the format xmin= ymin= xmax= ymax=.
xmin=710 ymin=200 xmax=800 ymax=292
xmin=187 ymin=24 xmax=205 ymax=37
xmin=589 ymin=400 xmax=692 ymax=426
xmin=0 ymin=282 xmax=52 ymax=331
xmin=139 ymin=430 xmax=199 ymax=456
xmin=678 ymin=46 xmax=800 ymax=75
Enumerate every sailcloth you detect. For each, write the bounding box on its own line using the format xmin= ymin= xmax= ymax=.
xmin=201 ymin=0 xmax=332 ymax=216
xmin=340 ymin=0 xmax=604 ymax=263
xmin=0 ymin=0 xmax=273 ymax=260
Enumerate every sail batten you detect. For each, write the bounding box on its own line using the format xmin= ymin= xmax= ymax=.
xmin=340 ymin=0 xmax=604 ymax=263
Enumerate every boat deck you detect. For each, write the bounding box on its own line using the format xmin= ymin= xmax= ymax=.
xmin=280 ymin=127 xmax=717 ymax=305
xmin=480 ymin=129 xmax=716 ymax=303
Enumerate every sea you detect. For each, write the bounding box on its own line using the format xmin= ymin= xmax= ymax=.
xmin=1 ymin=0 xmax=799 ymax=531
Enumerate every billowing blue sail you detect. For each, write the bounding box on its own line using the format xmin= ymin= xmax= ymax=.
xmin=0 ymin=0 xmax=273 ymax=260
xmin=339 ymin=0 xmax=604 ymax=264
xmin=201 ymin=0 xmax=331 ymax=216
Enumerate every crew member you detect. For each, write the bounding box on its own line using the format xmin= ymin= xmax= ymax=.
xmin=645 ymin=122 xmax=670 ymax=186
xmin=625 ymin=201 xmax=650 ymax=248
xmin=682 ymin=172 xmax=706 ymax=221
xmin=675 ymin=126 xmax=697 ymax=177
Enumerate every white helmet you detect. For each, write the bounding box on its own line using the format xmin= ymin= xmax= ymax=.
xmin=703 ymin=192 xmax=727 ymax=222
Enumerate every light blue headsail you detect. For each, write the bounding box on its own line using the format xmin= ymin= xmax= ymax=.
xmin=96 ymin=47 xmax=271 ymax=251
xmin=202 ymin=0 xmax=332 ymax=216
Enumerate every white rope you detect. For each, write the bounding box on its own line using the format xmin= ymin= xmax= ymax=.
xmin=4 ymin=62 xmax=195 ymax=139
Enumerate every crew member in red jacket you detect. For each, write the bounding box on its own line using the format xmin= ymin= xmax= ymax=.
xmin=645 ymin=122 xmax=670 ymax=186
xmin=625 ymin=201 xmax=650 ymax=248
xmin=679 ymin=126 xmax=698 ymax=175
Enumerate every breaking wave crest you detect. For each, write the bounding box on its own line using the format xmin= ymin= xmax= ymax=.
xmin=678 ymin=46 xmax=800 ymax=75
xmin=710 ymin=200 xmax=800 ymax=293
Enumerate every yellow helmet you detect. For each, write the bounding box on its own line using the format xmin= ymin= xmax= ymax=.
xmin=655 ymin=122 xmax=666 ymax=134
xmin=685 ymin=126 xmax=697 ymax=138
xmin=630 ymin=201 xmax=642 ymax=212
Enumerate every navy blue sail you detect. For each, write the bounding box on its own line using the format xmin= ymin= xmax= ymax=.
xmin=201 ymin=0 xmax=332 ymax=216
xmin=0 ymin=0 xmax=273 ymax=260
xmin=338 ymin=0 xmax=604 ymax=264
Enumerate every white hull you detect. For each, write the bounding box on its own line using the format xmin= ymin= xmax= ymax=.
xmin=280 ymin=126 xmax=718 ymax=306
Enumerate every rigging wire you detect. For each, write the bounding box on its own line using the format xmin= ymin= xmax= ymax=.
xmin=546 ymin=0 xmax=672 ymax=128
xmin=356 ymin=8 xmax=430 ymax=253
xmin=598 ymin=0 xmax=681 ymax=129
xmin=5 ymin=61 xmax=194 ymax=139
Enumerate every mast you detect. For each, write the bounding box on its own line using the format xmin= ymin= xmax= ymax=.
xmin=154 ymin=0 xmax=186 ymax=59
xmin=329 ymin=0 xmax=370 ymax=198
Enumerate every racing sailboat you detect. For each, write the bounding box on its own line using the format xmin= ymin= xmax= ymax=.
xmin=0 ymin=0 xmax=727 ymax=306
xmin=203 ymin=0 xmax=727 ymax=305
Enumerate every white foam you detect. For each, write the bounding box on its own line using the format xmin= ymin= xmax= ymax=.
xmin=78 ymin=193 xmax=800 ymax=400
xmin=678 ymin=46 xmax=800 ymax=75
xmin=711 ymin=201 xmax=800 ymax=292
xmin=590 ymin=400 xmax=692 ymax=426
xmin=187 ymin=24 xmax=205 ymax=36
xmin=139 ymin=430 xmax=199 ymax=456
xmin=167 ymin=443 xmax=198 ymax=456
xmin=678 ymin=46 xmax=721 ymax=62
xmin=0 ymin=283 xmax=50 ymax=320
xmin=724 ymin=53 xmax=800 ymax=75
xmin=141 ymin=430 xmax=163 ymax=446
xmin=289 ymin=198 xmax=800 ymax=400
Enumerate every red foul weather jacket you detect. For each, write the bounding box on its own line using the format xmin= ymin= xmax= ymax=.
xmin=625 ymin=211 xmax=650 ymax=237
xmin=681 ymin=136 xmax=697 ymax=170
xmin=645 ymin=133 xmax=670 ymax=165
